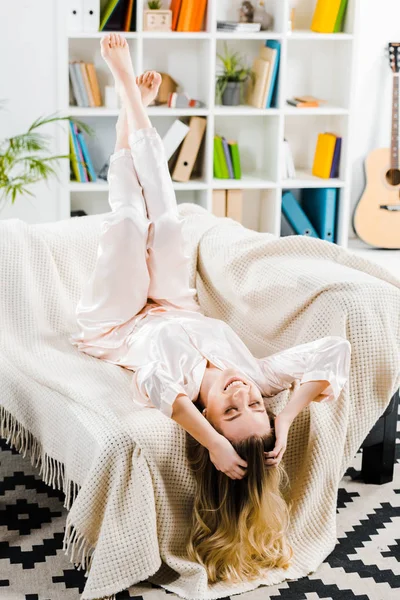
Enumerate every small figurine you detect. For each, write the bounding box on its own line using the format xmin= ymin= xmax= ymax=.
xmin=239 ymin=1 xmax=255 ymax=23
xmin=253 ymin=1 xmax=274 ymax=31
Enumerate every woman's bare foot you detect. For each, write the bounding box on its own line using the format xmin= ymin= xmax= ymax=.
xmin=135 ymin=71 xmax=162 ymax=107
xmin=100 ymin=34 xmax=161 ymax=107
xmin=100 ymin=33 xmax=135 ymax=90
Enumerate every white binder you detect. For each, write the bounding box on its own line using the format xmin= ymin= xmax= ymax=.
xmin=83 ymin=0 xmax=100 ymax=32
xmin=67 ymin=0 xmax=84 ymax=33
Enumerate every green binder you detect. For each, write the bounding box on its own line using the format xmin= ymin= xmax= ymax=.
xmin=214 ymin=136 xmax=229 ymax=178
xmin=228 ymin=141 xmax=242 ymax=179
xmin=333 ymin=0 xmax=348 ymax=33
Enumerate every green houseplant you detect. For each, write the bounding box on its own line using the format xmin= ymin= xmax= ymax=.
xmin=215 ymin=42 xmax=255 ymax=106
xmin=147 ymin=0 xmax=162 ymax=8
xmin=0 ymin=106 xmax=91 ymax=212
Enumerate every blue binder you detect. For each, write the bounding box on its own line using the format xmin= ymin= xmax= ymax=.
xmin=281 ymin=191 xmax=320 ymax=238
xmin=264 ymin=40 xmax=281 ymax=108
xmin=301 ymin=188 xmax=337 ymax=243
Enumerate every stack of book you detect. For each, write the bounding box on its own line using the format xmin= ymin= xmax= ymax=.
xmin=246 ymin=40 xmax=281 ymax=109
xmin=69 ymin=121 xmax=97 ymax=183
xmin=212 ymin=189 xmax=244 ymax=224
xmin=217 ymin=20 xmax=261 ymax=33
xmin=100 ymin=0 xmax=137 ymax=31
xmin=69 ymin=62 xmax=102 ymax=107
xmin=170 ymin=0 xmax=208 ymax=32
xmin=213 ymin=135 xmax=241 ymax=179
xmin=286 ymin=95 xmax=326 ymax=108
xmin=311 ymin=0 xmax=348 ymax=33
xmin=312 ymin=132 xmax=342 ymax=179
xmin=282 ymin=139 xmax=296 ymax=179
xmin=281 ymin=189 xmax=337 ymax=242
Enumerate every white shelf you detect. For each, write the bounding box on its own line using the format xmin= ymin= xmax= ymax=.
xmin=68 ymin=106 xmax=209 ymax=117
xmin=69 ymin=179 xmax=208 ymax=192
xmin=58 ymin=0 xmax=360 ymax=245
xmin=281 ymin=170 xmax=345 ymax=189
xmin=213 ymin=175 xmax=278 ymax=190
xmin=288 ymin=29 xmax=354 ymax=40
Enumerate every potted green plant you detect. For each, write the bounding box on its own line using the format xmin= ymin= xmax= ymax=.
xmin=143 ymin=0 xmax=172 ymax=31
xmin=216 ymin=42 xmax=255 ymax=106
xmin=0 ymin=105 xmax=91 ymax=213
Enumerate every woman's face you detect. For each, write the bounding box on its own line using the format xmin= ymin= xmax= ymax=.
xmin=199 ymin=366 xmax=272 ymax=443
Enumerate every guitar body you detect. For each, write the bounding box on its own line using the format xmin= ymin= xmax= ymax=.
xmin=352 ymin=147 xmax=400 ymax=248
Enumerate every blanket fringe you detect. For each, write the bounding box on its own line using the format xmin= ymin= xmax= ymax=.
xmin=0 ymin=404 xmax=95 ymax=577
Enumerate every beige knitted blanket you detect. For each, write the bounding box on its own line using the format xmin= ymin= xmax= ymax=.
xmin=1 ymin=203 xmax=399 ymax=600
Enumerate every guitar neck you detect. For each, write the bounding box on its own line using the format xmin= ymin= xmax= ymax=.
xmin=391 ymin=72 xmax=399 ymax=169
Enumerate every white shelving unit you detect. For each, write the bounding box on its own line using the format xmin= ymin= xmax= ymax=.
xmin=57 ymin=0 xmax=360 ymax=246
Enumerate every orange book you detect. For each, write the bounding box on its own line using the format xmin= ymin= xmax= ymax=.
xmin=177 ymin=0 xmax=194 ymax=32
xmin=190 ymin=0 xmax=207 ymax=32
xmin=170 ymin=0 xmax=183 ymax=31
xmin=86 ymin=63 xmax=102 ymax=107
xmin=124 ymin=0 xmax=134 ymax=31
xmin=80 ymin=63 xmax=95 ymax=107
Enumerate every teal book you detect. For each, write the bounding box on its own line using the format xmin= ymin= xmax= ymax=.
xmin=301 ymin=188 xmax=337 ymax=243
xmin=264 ymin=39 xmax=281 ymax=108
xmin=77 ymin=130 xmax=97 ymax=182
xmin=282 ymin=191 xmax=319 ymax=238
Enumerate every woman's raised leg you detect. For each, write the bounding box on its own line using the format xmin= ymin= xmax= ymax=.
xmin=100 ymin=33 xmax=200 ymax=312
xmin=69 ymin=105 xmax=152 ymax=354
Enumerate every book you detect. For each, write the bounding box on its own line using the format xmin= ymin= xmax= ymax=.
xmin=212 ymin=190 xmax=226 ymax=217
xmin=162 ymin=119 xmax=190 ymax=161
xmin=170 ymin=0 xmax=183 ymax=31
xmin=301 ymin=188 xmax=337 ymax=242
xmin=177 ymin=0 xmax=194 ymax=32
xmin=281 ymin=191 xmax=319 ymax=238
xmin=190 ymin=0 xmax=207 ymax=32
xmin=69 ymin=62 xmax=84 ymax=106
xmin=311 ymin=0 xmax=342 ymax=34
xmin=69 ymin=122 xmax=81 ymax=182
xmin=217 ymin=21 xmax=261 ymax=32
xmin=123 ymin=0 xmax=134 ymax=31
xmin=171 ymin=116 xmax=206 ymax=182
xmin=86 ymin=63 xmax=102 ymax=106
xmin=247 ymin=57 xmax=270 ymax=109
xmin=213 ymin=136 xmax=229 ymax=179
xmin=329 ymin=136 xmax=342 ymax=178
xmin=227 ymin=189 xmax=243 ymax=223
xmin=77 ymin=129 xmax=97 ymax=182
xmin=228 ymin=140 xmax=241 ymax=179
xmin=75 ymin=62 xmax=90 ymax=106
xmin=333 ymin=0 xmax=349 ymax=33
xmin=222 ymin=137 xmax=234 ymax=178
xmin=287 ymin=98 xmax=319 ymax=107
xmin=283 ymin=139 xmax=296 ymax=178
xmin=100 ymin=0 xmax=130 ymax=31
xmin=260 ymin=41 xmax=280 ymax=108
xmin=73 ymin=123 xmax=89 ymax=181
xmin=312 ymin=132 xmax=337 ymax=178
xmin=81 ymin=63 xmax=95 ymax=107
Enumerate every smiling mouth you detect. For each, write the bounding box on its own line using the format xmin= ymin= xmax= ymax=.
xmin=223 ymin=377 xmax=248 ymax=392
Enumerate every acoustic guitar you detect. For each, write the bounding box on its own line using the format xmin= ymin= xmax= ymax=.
xmin=352 ymin=42 xmax=400 ymax=249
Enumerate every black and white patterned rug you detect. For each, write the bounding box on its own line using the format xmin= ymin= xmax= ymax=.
xmin=1 ymin=408 xmax=399 ymax=600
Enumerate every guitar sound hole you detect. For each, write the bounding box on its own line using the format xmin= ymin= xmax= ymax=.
xmin=385 ymin=169 xmax=400 ymax=185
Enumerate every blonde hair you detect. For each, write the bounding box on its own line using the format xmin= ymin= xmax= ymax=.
xmin=185 ymin=406 xmax=293 ymax=583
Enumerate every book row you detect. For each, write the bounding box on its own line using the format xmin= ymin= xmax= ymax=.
xmin=213 ymin=136 xmax=241 ymax=180
xmin=69 ymin=62 xmax=102 ymax=108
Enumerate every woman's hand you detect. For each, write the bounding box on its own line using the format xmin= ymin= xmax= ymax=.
xmin=208 ymin=435 xmax=248 ymax=480
xmin=264 ymin=414 xmax=291 ymax=468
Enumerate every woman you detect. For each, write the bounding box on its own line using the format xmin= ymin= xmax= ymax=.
xmin=70 ymin=33 xmax=351 ymax=582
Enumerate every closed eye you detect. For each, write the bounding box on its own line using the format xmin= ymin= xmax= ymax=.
xmin=225 ymin=401 xmax=261 ymax=414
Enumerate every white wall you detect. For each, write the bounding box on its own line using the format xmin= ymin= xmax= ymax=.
xmin=349 ymin=0 xmax=400 ymax=239
xmin=0 ymin=0 xmax=60 ymax=223
xmin=0 ymin=0 xmax=398 ymax=232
